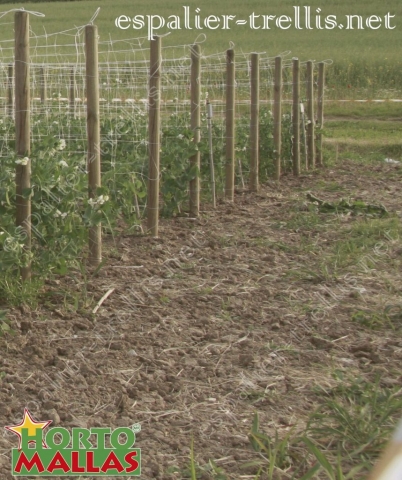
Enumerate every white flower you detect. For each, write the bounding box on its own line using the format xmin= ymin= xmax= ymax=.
xmin=57 ymin=139 xmax=66 ymax=151
xmin=97 ymin=195 xmax=109 ymax=205
xmin=177 ymin=134 xmax=184 ymax=140
xmin=88 ymin=195 xmax=109 ymax=207
xmin=59 ymin=160 xmax=68 ymax=168
xmin=15 ymin=157 xmax=29 ymax=166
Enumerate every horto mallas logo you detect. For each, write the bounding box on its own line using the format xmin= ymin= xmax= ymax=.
xmin=5 ymin=408 xmax=141 ymax=476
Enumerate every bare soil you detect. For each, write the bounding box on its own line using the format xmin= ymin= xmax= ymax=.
xmin=1 ymin=158 xmax=402 ymax=479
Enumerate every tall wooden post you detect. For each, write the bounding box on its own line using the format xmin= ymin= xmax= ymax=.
xmin=307 ymin=61 xmax=315 ymax=168
xmin=147 ymin=36 xmax=161 ymax=236
xmin=189 ymin=43 xmax=200 ymax=217
xmin=292 ymin=58 xmax=300 ymax=176
xmin=15 ymin=11 xmax=31 ymax=281
xmin=225 ymin=49 xmax=235 ymax=201
xmin=85 ymin=24 xmax=102 ymax=266
xmin=7 ymin=63 xmax=13 ymax=118
xmin=273 ymin=56 xmax=282 ymax=181
xmin=316 ymin=62 xmax=325 ymax=166
xmin=249 ymin=52 xmax=259 ymax=192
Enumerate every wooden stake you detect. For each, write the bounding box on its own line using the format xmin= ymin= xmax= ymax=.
xmin=189 ymin=43 xmax=200 ymax=217
xmin=69 ymin=66 xmax=75 ymax=115
xmin=6 ymin=63 xmax=13 ymax=118
xmin=85 ymin=24 xmax=102 ymax=266
xmin=292 ymin=58 xmax=300 ymax=176
xmin=147 ymin=36 xmax=161 ymax=236
xmin=39 ymin=66 xmax=46 ymax=104
xmin=273 ymin=56 xmax=282 ymax=181
xmin=15 ymin=11 xmax=31 ymax=281
xmin=206 ymin=98 xmax=216 ymax=208
xmin=316 ymin=62 xmax=325 ymax=166
xmin=306 ymin=61 xmax=315 ymax=168
xmin=225 ymin=49 xmax=235 ymax=201
xmin=249 ymin=52 xmax=259 ymax=192
xmin=301 ymin=103 xmax=308 ymax=169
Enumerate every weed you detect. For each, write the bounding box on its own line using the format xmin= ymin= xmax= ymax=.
xmin=306 ymin=374 xmax=402 ymax=469
xmin=352 ymin=306 xmax=402 ymax=330
xmin=244 ymin=413 xmax=296 ymax=479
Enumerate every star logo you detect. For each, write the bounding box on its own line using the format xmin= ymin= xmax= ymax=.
xmin=5 ymin=408 xmax=52 ymax=450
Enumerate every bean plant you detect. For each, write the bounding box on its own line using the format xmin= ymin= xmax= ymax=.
xmin=0 ymin=106 xmax=294 ymax=294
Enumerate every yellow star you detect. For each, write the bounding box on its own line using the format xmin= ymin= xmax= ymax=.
xmin=5 ymin=408 xmax=52 ymax=450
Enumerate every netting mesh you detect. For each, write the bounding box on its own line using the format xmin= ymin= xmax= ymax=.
xmin=0 ymin=8 xmax=328 ymax=275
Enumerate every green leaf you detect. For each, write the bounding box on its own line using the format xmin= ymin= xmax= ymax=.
xmin=300 ymin=437 xmax=335 ymax=479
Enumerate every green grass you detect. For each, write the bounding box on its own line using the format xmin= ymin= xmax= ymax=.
xmin=178 ymin=373 xmax=402 ymax=479
xmin=0 ymin=0 xmax=400 ymax=97
xmin=325 ymin=102 xmax=402 ymax=119
xmin=174 ymin=375 xmax=402 ymax=479
xmin=324 ymin=111 xmax=402 ymax=164
xmin=325 ymin=120 xmax=402 ymax=144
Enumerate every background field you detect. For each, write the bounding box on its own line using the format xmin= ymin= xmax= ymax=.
xmin=0 ymin=0 xmax=401 ymax=98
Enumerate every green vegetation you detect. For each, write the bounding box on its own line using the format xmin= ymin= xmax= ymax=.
xmin=173 ymin=375 xmax=402 ymax=478
xmin=322 ymin=107 xmax=402 ymax=164
xmin=325 ymin=102 xmax=402 ymax=119
xmin=0 ymin=107 xmax=293 ymax=304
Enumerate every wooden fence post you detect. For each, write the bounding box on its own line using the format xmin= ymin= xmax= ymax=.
xmin=249 ymin=52 xmax=259 ymax=192
xmin=7 ymin=63 xmax=13 ymax=118
xmin=189 ymin=43 xmax=200 ymax=216
xmin=225 ymin=48 xmax=235 ymax=201
xmin=273 ymin=56 xmax=282 ymax=180
xmin=316 ymin=62 xmax=325 ymax=166
xmin=147 ymin=35 xmax=161 ymax=236
xmin=292 ymin=58 xmax=300 ymax=176
xmin=85 ymin=24 xmax=102 ymax=266
xmin=306 ymin=60 xmax=315 ymax=168
xmin=15 ymin=11 xmax=31 ymax=281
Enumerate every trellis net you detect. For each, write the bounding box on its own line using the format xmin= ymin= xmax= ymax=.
xmin=0 ymin=9 xmax=325 ymax=277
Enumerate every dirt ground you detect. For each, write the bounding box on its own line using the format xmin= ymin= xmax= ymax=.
xmin=0 ymin=158 xmax=401 ymax=479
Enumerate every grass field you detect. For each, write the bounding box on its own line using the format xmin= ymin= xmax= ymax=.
xmin=0 ymin=0 xmax=401 ymax=97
